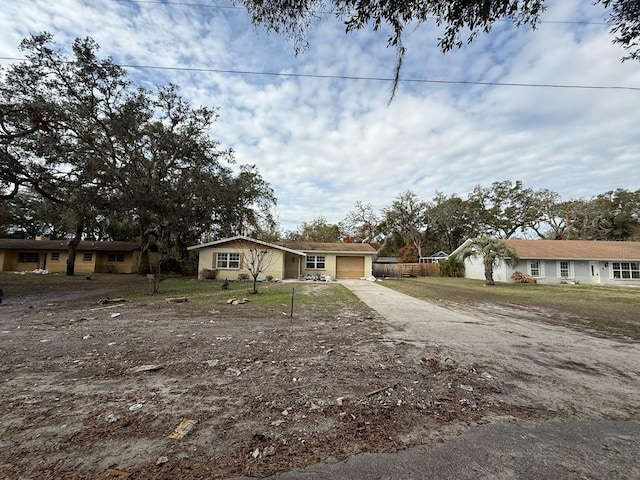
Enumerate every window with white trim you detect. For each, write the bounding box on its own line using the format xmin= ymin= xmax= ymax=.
xmin=557 ymin=260 xmax=573 ymax=278
xmin=306 ymin=255 xmax=326 ymax=269
xmin=612 ymin=262 xmax=640 ymax=279
xmin=528 ymin=260 xmax=543 ymax=277
xmin=217 ymin=252 xmax=240 ymax=269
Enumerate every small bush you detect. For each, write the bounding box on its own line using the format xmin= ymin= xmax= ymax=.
xmin=200 ymin=268 xmax=218 ymax=280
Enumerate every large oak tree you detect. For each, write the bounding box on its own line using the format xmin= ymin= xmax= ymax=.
xmin=0 ymin=34 xmax=277 ymax=274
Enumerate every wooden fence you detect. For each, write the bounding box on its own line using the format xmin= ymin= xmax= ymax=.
xmin=372 ymin=262 xmax=440 ymax=278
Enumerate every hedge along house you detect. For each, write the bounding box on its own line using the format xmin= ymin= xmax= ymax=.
xmin=452 ymin=238 xmax=640 ymax=285
xmin=187 ymin=236 xmax=377 ymax=280
xmin=0 ymin=237 xmax=145 ymax=274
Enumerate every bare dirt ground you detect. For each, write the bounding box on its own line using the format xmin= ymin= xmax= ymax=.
xmin=341 ymin=279 xmax=640 ymax=421
xmin=1 ymin=275 xmax=638 ymax=479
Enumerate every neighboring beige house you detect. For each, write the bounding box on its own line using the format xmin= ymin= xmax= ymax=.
xmin=0 ymin=237 xmax=145 ymax=274
xmin=187 ymin=236 xmax=376 ymax=280
xmin=452 ymin=238 xmax=640 ymax=285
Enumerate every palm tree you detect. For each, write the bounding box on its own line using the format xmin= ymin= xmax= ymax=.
xmin=459 ymin=237 xmax=519 ymax=285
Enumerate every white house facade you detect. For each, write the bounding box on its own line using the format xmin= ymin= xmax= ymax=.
xmin=452 ymin=239 xmax=640 ymax=286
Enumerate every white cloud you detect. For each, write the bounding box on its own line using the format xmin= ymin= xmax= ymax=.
xmin=1 ymin=0 xmax=638 ymax=232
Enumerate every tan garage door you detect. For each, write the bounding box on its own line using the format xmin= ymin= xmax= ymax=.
xmin=336 ymin=256 xmax=364 ymax=279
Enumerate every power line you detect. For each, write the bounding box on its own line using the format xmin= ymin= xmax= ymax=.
xmin=1 ymin=56 xmax=638 ymax=91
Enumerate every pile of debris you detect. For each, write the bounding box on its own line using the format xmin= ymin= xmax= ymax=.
xmin=511 ymin=271 xmax=537 ymax=283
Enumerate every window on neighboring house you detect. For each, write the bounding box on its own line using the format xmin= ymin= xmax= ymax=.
xmin=217 ymin=252 xmax=240 ymax=269
xmin=108 ymin=253 xmax=125 ymax=262
xmin=612 ymin=262 xmax=640 ymax=279
xmin=306 ymin=255 xmax=326 ymax=269
xmin=528 ymin=260 xmax=542 ymax=277
xmin=18 ymin=252 xmax=38 ymax=263
xmin=50 ymin=253 xmax=60 ymax=261
xmin=557 ymin=260 xmax=572 ymax=278
xmin=83 ymin=253 xmax=93 ymax=262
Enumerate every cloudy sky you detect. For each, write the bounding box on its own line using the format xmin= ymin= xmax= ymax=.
xmin=1 ymin=0 xmax=639 ymax=231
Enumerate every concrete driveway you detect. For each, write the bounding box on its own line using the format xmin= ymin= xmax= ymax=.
xmin=232 ymin=279 xmax=640 ymax=480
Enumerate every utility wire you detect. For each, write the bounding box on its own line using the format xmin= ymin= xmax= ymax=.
xmin=1 ymin=56 xmax=637 ymax=91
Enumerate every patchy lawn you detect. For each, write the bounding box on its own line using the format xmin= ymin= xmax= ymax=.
xmin=379 ymin=276 xmax=640 ymax=339
xmin=0 ymin=273 xmax=637 ymax=479
xmin=0 ymin=273 xmax=541 ymax=479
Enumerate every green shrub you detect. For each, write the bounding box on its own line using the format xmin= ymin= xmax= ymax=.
xmin=439 ymin=257 xmax=465 ymax=277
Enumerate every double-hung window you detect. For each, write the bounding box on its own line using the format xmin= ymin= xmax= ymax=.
xmin=612 ymin=262 xmax=640 ymax=279
xmin=306 ymin=255 xmax=325 ymax=269
xmin=528 ymin=260 xmax=542 ymax=278
xmin=217 ymin=252 xmax=240 ymax=269
xmin=557 ymin=260 xmax=573 ymax=278
xmin=83 ymin=253 xmax=93 ymax=262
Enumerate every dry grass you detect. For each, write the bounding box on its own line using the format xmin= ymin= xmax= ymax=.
xmin=379 ymin=277 xmax=640 ymax=339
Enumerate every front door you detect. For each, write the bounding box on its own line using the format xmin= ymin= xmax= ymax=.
xmin=285 ymin=254 xmax=300 ymax=279
xmin=590 ymin=261 xmax=601 ymax=284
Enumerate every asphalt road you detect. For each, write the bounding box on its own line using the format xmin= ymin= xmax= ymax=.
xmin=231 ymin=279 xmax=640 ymax=480
xmin=234 ymin=420 xmax=640 ymax=480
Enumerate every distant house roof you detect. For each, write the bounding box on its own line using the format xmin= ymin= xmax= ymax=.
xmin=374 ymin=257 xmax=398 ymax=264
xmin=0 ymin=239 xmax=141 ymax=252
xmin=420 ymin=251 xmax=450 ymax=259
xmin=453 ymin=238 xmax=640 ymax=261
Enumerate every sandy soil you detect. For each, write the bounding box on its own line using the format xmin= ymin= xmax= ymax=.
xmin=349 ymin=284 xmax=640 ymax=420
xmin=0 ymin=277 xmax=638 ymax=479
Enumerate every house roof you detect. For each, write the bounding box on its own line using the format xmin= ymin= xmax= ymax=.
xmin=500 ymin=239 xmax=640 ymax=260
xmin=187 ymin=236 xmax=305 ymax=256
xmin=452 ymin=238 xmax=640 ymax=261
xmin=0 ymin=239 xmax=141 ymax=252
xmin=187 ymin=236 xmax=377 ymax=255
xmin=277 ymin=241 xmax=377 ymax=254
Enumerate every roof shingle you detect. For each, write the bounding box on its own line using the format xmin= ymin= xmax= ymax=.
xmin=500 ymin=239 xmax=640 ymax=260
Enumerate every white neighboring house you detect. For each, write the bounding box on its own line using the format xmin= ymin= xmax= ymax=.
xmin=451 ymin=239 xmax=640 ymax=285
xmin=188 ymin=236 xmax=376 ymax=280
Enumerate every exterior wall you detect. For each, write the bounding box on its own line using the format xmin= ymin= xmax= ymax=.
xmin=197 ymin=241 xmax=287 ymax=280
xmin=0 ymin=249 xmax=142 ymax=274
xmin=301 ymin=254 xmax=336 ymax=278
xmin=517 ymin=259 xmax=636 ymax=285
xmin=364 ymin=255 xmax=374 ymax=277
xmin=300 ymin=253 xmax=373 ymax=279
xmin=467 ymin=258 xmax=640 ymax=286
xmin=196 ymin=243 xmax=374 ymax=281
xmin=464 ymin=256 xmax=510 ymax=282
xmin=94 ymin=251 xmax=141 ymax=274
